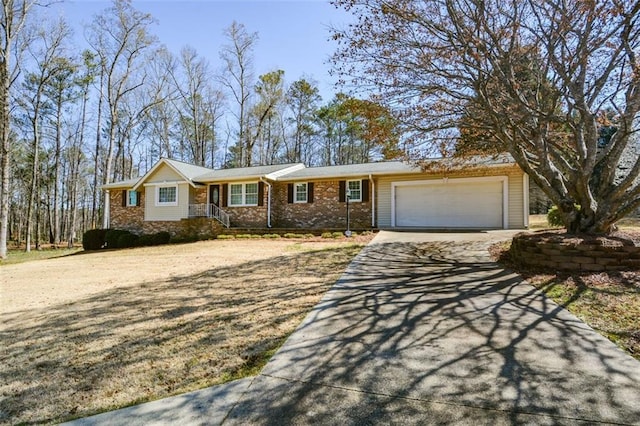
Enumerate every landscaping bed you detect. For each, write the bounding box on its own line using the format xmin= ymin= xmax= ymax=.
xmin=0 ymin=236 xmax=373 ymax=424
xmin=510 ymin=229 xmax=640 ymax=272
xmin=491 ymin=236 xmax=640 ymax=361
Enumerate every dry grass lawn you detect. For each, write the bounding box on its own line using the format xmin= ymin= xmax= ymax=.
xmin=0 ymin=237 xmax=372 ymax=425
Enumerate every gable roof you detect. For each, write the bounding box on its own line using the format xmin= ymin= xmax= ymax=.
xmin=194 ymin=163 xmax=305 ymax=182
xmin=278 ymin=156 xmax=516 ymax=181
xmin=132 ymin=158 xmax=213 ymax=190
xmin=103 ymin=155 xmax=518 ymax=190
xmin=280 ymin=162 xmax=416 ymax=180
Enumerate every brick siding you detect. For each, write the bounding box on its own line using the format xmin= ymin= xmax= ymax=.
xmin=109 ymin=190 xmax=145 ymax=233
xmin=272 ymin=180 xmax=372 ymax=230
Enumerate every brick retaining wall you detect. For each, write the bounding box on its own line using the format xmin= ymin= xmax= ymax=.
xmin=510 ymin=232 xmax=640 ymax=272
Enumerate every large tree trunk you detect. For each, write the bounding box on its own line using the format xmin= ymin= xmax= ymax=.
xmin=0 ymin=57 xmax=9 ymax=259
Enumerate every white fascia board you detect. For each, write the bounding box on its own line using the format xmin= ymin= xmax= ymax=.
xmin=266 ymin=164 xmax=306 ymax=180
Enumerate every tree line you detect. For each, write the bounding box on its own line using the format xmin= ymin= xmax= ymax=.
xmin=0 ymin=0 xmax=402 ymax=256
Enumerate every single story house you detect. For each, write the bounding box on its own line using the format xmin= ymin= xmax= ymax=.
xmin=101 ymin=156 xmax=529 ymax=237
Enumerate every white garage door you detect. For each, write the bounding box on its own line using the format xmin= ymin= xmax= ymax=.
xmin=394 ymin=180 xmax=504 ymax=228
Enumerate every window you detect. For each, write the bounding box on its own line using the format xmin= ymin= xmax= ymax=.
xmin=347 ymin=180 xmax=362 ymax=202
xmin=229 ymin=182 xmax=259 ymax=206
xmin=157 ymin=185 xmax=177 ymax=206
xmin=245 ymin=183 xmax=259 ymax=205
xmin=230 ymin=184 xmax=243 ymax=205
xmin=127 ymin=190 xmax=138 ymax=207
xmin=294 ymin=183 xmax=308 ymax=203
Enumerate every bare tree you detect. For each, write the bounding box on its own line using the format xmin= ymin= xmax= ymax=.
xmin=219 ymin=21 xmax=257 ymax=167
xmin=87 ymin=0 xmax=156 ymax=228
xmin=171 ymin=46 xmax=224 ymax=166
xmin=333 ymin=0 xmax=640 ymax=234
xmin=0 ymin=0 xmax=53 ymax=258
xmin=144 ymin=47 xmax=177 ymax=162
xmin=18 ymin=17 xmax=71 ymax=251
xmin=252 ymin=69 xmax=285 ymax=165
xmin=286 ymin=77 xmax=321 ymax=164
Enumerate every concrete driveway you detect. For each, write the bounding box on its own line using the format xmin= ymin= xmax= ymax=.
xmin=70 ymin=230 xmax=640 ymax=425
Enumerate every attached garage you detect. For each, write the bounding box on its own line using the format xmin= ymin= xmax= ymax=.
xmin=391 ymin=177 xmax=508 ymax=229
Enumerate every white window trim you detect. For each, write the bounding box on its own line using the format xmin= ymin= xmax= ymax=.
xmin=126 ymin=190 xmax=138 ymax=207
xmin=155 ymin=185 xmax=178 ymax=206
xmin=347 ymin=179 xmax=362 ymax=202
xmin=228 ymin=182 xmax=259 ymax=207
xmin=294 ymin=182 xmax=308 ymax=204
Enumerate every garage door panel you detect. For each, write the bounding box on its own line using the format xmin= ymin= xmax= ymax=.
xmin=395 ymin=181 xmax=503 ymax=228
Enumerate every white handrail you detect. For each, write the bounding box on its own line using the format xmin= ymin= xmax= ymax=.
xmin=188 ymin=204 xmax=230 ymax=228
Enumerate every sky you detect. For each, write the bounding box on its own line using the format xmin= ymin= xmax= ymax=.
xmin=46 ymin=0 xmax=354 ymax=101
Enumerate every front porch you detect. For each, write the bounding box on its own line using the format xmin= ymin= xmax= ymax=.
xmin=188 ymin=204 xmax=230 ymax=228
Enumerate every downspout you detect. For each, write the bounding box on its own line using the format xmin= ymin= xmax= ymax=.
xmin=104 ymin=190 xmax=110 ymax=229
xmin=369 ymin=174 xmax=375 ymax=228
xmin=260 ymin=177 xmax=272 ymax=228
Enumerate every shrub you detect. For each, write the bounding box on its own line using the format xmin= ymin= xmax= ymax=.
xmin=235 ymin=234 xmax=252 ymax=239
xmin=151 ymin=231 xmax=171 ymax=245
xmin=547 ymin=205 xmax=580 ymax=228
xmin=137 ymin=234 xmax=155 ymax=246
xmin=217 ymin=234 xmax=235 ymax=239
xmin=82 ymin=229 xmax=108 ymax=251
xmin=283 ymin=233 xmax=304 ymax=239
xmin=321 ymin=232 xmax=334 ymax=239
xmin=118 ymin=233 xmax=139 ymax=248
xmin=262 ymin=234 xmax=280 ymax=239
xmin=332 ymin=232 xmax=345 ymax=239
xmin=303 ymin=233 xmax=315 ymax=239
xmin=105 ymin=229 xmax=131 ymax=248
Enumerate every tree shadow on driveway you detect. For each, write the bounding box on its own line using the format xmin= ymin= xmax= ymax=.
xmin=226 ymin=240 xmax=640 ymax=425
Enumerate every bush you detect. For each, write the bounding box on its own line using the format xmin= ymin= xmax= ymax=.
xmin=152 ymin=231 xmax=171 ymax=245
xmin=332 ymin=232 xmax=345 ymax=238
xmin=137 ymin=234 xmax=155 ymax=246
xmin=262 ymin=234 xmax=280 ymax=239
xmin=82 ymin=229 xmax=108 ymax=251
xmin=283 ymin=233 xmax=304 ymax=239
xmin=105 ymin=229 xmax=131 ymax=248
xmin=118 ymin=233 xmax=139 ymax=248
xmin=321 ymin=232 xmax=334 ymax=239
xmin=217 ymin=234 xmax=235 ymax=239
xmin=235 ymin=234 xmax=252 ymax=239
xmin=547 ymin=205 xmax=580 ymax=228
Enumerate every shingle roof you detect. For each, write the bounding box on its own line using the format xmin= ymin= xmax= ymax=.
xmin=195 ymin=163 xmax=304 ymax=182
xmin=164 ymin=159 xmax=215 ymax=181
xmin=278 ymin=155 xmax=516 ymax=181
xmin=280 ymin=162 xmax=416 ymax=180
xmin=102 ymin=155 xmax=517 ymax=189
xmin=101 ymin=178 xmax=140 ymax=190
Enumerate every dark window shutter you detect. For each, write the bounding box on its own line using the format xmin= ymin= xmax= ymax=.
xmin=258 ymin=182 xmax=264 ymax=206
xmin=136 ymin=191 xmax=141 ymax=206
xmin=339 ymin=181 xmax=346 ymax=202
xmin=122 ymin=190 xmax=127 ymax=207
xmin=308 ymin=182 xmax=314 ymax=203
xmin=287 ymin=183 xmax=294 ymax=203
xmin=362 ymin=179 xmax=369 ymax=202
xmin=221 ymin=184 xmax=228 ymax=207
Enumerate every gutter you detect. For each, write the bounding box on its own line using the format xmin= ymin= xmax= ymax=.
xmin=260 ymin=177 xmax=272 ymax=228
xmin=369 ymin=174 xmax=375 ymax=228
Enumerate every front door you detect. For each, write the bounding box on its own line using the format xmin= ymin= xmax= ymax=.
xmin=209 ymin=184 xmax=220 ymax=206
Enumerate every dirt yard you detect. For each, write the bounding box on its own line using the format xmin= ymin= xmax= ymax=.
xmin=0 ymin=237 xmax=372 ymax=424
